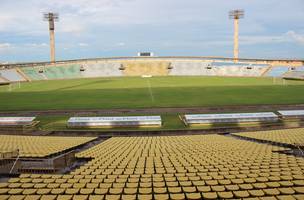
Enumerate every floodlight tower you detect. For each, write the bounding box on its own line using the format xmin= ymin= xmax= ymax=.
xmin=229 ymin=9 xmax=244 ymax=61
xmin=43 ymin=12 xmax=59 ymax=63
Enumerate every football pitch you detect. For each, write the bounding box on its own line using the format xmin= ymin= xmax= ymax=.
xmin=0 ymin=76 xmax=304 ymax=111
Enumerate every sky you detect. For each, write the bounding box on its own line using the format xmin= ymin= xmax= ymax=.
xmin=0 ymin=0 xmax=303 ymax=62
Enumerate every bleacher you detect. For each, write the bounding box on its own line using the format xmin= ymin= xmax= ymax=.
xmin=0 ymin=69 xmax=26 ymax=82
xmin=169 ymin=62 xmax=215 ymax=76
xmin=0 ymin=135 xmax=96 ymax=158
xmin=211 ymin=62 xmax=269 ymax=77
xmin=278 ymin=110 xmax=304 ymax=119
xmin=182 ymin=112 xmax=279 ymax=126
xmin=265 ymin=66 xmax=290 ymax=77
xmin=21 ymin=67 xmax=46 ymax=81
xmin=0 ymin=117 xmax=39 ymax=130
xmin=0 ymin=135 xmax=303 ymax=199
xmin=21 ymin=63 xmax=123 ymax=81
xmin=282 ymin=71 xmax=304 ymax=80
xmin=67 ymin=116 xmax=162 ymax=128
xmin=122 ymin=62 xmax=169 ymax=76
xmin=169 ymin=61 xmax=269 ymax=77
xmin=43 ymin=65 xmax=82 ymax=80
xmin=79 ymin=63 xmax=122 ymax=78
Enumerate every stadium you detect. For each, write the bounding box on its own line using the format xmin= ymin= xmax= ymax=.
xmin=1 ymin=2 xmax=304 ymax=200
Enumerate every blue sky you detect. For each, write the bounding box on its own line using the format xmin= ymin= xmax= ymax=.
xmin=0 ymin=0 xmax=303 ymax=62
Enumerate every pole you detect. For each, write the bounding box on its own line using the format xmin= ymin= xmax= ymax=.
xmin=49 ymin=30 xmax=55 ymax=63
xmin=234 ymin=18 xmax=239 ymax=62
xmin=49 ymin=18 xmax=55 ymax=63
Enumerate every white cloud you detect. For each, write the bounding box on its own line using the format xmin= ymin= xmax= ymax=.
xmin=25 ymin=43 xmax=48 ymax=47
xmin=240 ymin=31 xmax=304 ymax=45
xmin=116 ymin=42 xmax=125 ymax=46
xmin=0 ymin=43 xmax=11 ymax=48
xmin=78 ymin=42 xmax=89 ymax=47
xmin=286 ymin=31 xmax=304 ymax=45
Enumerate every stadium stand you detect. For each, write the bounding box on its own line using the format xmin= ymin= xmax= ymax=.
xmin=21 ymin=63 xmax=122 ymax=81
xmin=232 ymin=128 xmax=304 ymax=146
xmin=0 ymin=135 xmax=96 ymax=157
xmin=265 ymin=66 xmax=290 ymax=77
xmin=80 ymin=62 xmax=123 ymax=78
xmin=0 ymin=117 xmax=39 ymax=131
xmin=211 ymin=62 xmax=269 ymax=77
xmin=278 ymin=110 xmax=304 ymax=119
xmin=0 ymin=135 xmax=303 ymax=199
xmin=122 ymin=62 xmax=170 ymax=76
xmin=0 ymin=117 xmax=38 ymax=128
xmin=43 ymin=65 xmax=82 ymax=80
xmin=182 ymin=112 xmax=278 ymax=126
xmin=169 ymin=62 xmax=215 ymax=76
xmin=67 ymin=116 xmax=162 ymax=128
xmin=282 ymin=71 xmax=304 ymax=80
xmin=169 ymin=61 xmax=269 ymax=77
xmin=0 ymin=69 xmax=26 ymax=82
xmin=21 ymin=67 xmax=46 ymax=81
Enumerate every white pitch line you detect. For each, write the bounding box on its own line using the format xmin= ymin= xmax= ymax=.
xmin=146 ymin=79 xmax=155 ymax=103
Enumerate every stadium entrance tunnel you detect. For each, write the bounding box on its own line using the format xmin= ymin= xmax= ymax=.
xmin=0 ymin=136 xmax=108 ymax=177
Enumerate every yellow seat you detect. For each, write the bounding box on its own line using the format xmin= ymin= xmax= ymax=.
xmin=154 ymin=194 xmax=169 ymax=200
xmin=22 ymin=188 xmax=37 ymax=195
xmin=88 ymin=195 xmax=104 ymax=200
xmin=0 ymin=189 xmax=9 ymax=195
xmin=65 ymin=188 xmax=79 ymax=195
xmin=124 ymin=188 xmax=137 ymax=194
xmin=40 ymin=195 xmax=57 ymax=200
xmin=217 ymin=191 xmax=234 ymax=199
xmin=233 ymin=190 xmax=250 ymax=198
xmin=56 ymin=195 xmax=73 ymax=200
xmin=248 ymin=189 xmax=265 ymax=197
xmin=170 ymin=193 xmax=185 ymax=200
xmin=24 ymin=195 xmax=41 ymax=200
xmin=201 ymin=192 xmax=218 ymax=199
xmin=80 ymin=188 xmax=94 ymax=195
xmin=121 ymin=194 xmax=136 ymax=200
xmin=72 ymin=195 xmax=88 ymax=200
xmin=137 ymin=194 xmax=152 ymax=200
xmin=185 ymin=192 xmax=201 ymax=200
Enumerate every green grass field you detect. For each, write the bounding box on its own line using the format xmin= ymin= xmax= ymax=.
xmin=0 ymin=76 xmax=304 ymax=111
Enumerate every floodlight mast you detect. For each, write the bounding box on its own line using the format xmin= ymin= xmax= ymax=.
xmin=229 ymin=9 xmax=244 ymax=62
xmin=43 ymin=13 xmax=59 ymax=63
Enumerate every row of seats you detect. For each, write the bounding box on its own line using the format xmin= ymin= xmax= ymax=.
xmin=122 ymin=62 xmax=169 ymax=76
xmin=21 ymin=63 xmax=123 ymax=81
xmin=3 ymin=63 xmax=304 ymax=82
xmin=232 ymin=128 xmax=304 ymax=145
xmin=16 ymin=62 xmax=294 ymax=82
xmin=0 ymin=135 xmax=96 ymax=157
xmin=168 ymin=62 xmax=269 ymax=77
xmin=1 ymin=135 xmax=302 ymax=199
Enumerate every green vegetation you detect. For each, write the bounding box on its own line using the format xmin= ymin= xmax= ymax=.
xmin=0 ymin=76 xmax=304 ymax=111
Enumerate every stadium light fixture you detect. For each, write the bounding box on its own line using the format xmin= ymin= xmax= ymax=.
xmin=43 ymin=12 xmax=59 ymax=63
xmin=229 ymin=9 xmax=244 ymax=62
